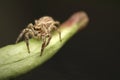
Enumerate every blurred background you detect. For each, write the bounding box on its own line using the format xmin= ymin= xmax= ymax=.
xmin=0 ymin=0 xmax=120 ymax=80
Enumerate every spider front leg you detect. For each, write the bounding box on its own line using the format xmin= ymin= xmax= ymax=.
xmin=46 ymin=34 xmax=52 ymax=46
xmin=40 ymin=34 xmax=52 ymax=56
xmin=24 ymin=32 xmax=30 ymax=53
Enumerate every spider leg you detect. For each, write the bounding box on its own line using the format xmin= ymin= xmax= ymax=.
xmin=27 ymin=23 xmax=36 ymax=34
xmin=46 ymin=34 xmax=52 ymax=46
xmin=53 ymin=26 xmax=62 ymax=42
xmin=25 ymin=33 xmax=30 ymax=53
xmin=27 ymin=23 xmax=33 ymax=28
xmin=16 ymin=29 xmax=26 ymax=43
xmin=54 ymin=21 xmax=60 ymax=25
xmin=40 ymin=36 xmax=47 ymax=56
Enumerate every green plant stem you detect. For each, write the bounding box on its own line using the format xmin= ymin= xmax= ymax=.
xmin=0 ymin=11 xmax=89 ymax=80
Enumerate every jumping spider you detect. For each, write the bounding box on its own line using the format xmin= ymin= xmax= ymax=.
xmin=16 ymin=16 xmax=61 ymax=56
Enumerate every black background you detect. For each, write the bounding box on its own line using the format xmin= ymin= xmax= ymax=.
xmin=0 ymin=0 xmax=120 ymax=80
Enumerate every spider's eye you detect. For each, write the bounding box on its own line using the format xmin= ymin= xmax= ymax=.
xmin=34 ymin=27 xmax=40 ymax=30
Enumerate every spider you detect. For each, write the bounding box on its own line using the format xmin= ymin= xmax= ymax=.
xmin=16 ymin=16 xmax=62 ymax=56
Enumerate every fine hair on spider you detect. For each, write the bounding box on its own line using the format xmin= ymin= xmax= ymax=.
xmin=16 ymin=16 xmax=62 ymax=56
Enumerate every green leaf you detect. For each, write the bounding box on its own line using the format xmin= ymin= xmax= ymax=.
xmin=0 ymin=11 xmax=89 ymax=80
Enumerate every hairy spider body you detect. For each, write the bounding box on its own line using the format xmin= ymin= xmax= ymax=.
xmin=16 ymin=16 xmax=61 ymax=56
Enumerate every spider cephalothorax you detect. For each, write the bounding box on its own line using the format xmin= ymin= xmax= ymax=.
xmin=16 ymin=16 xmax=61 ymax=56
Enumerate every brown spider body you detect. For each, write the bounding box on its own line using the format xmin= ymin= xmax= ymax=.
xmin=16 ymin=16 xmax=61 ymax=56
